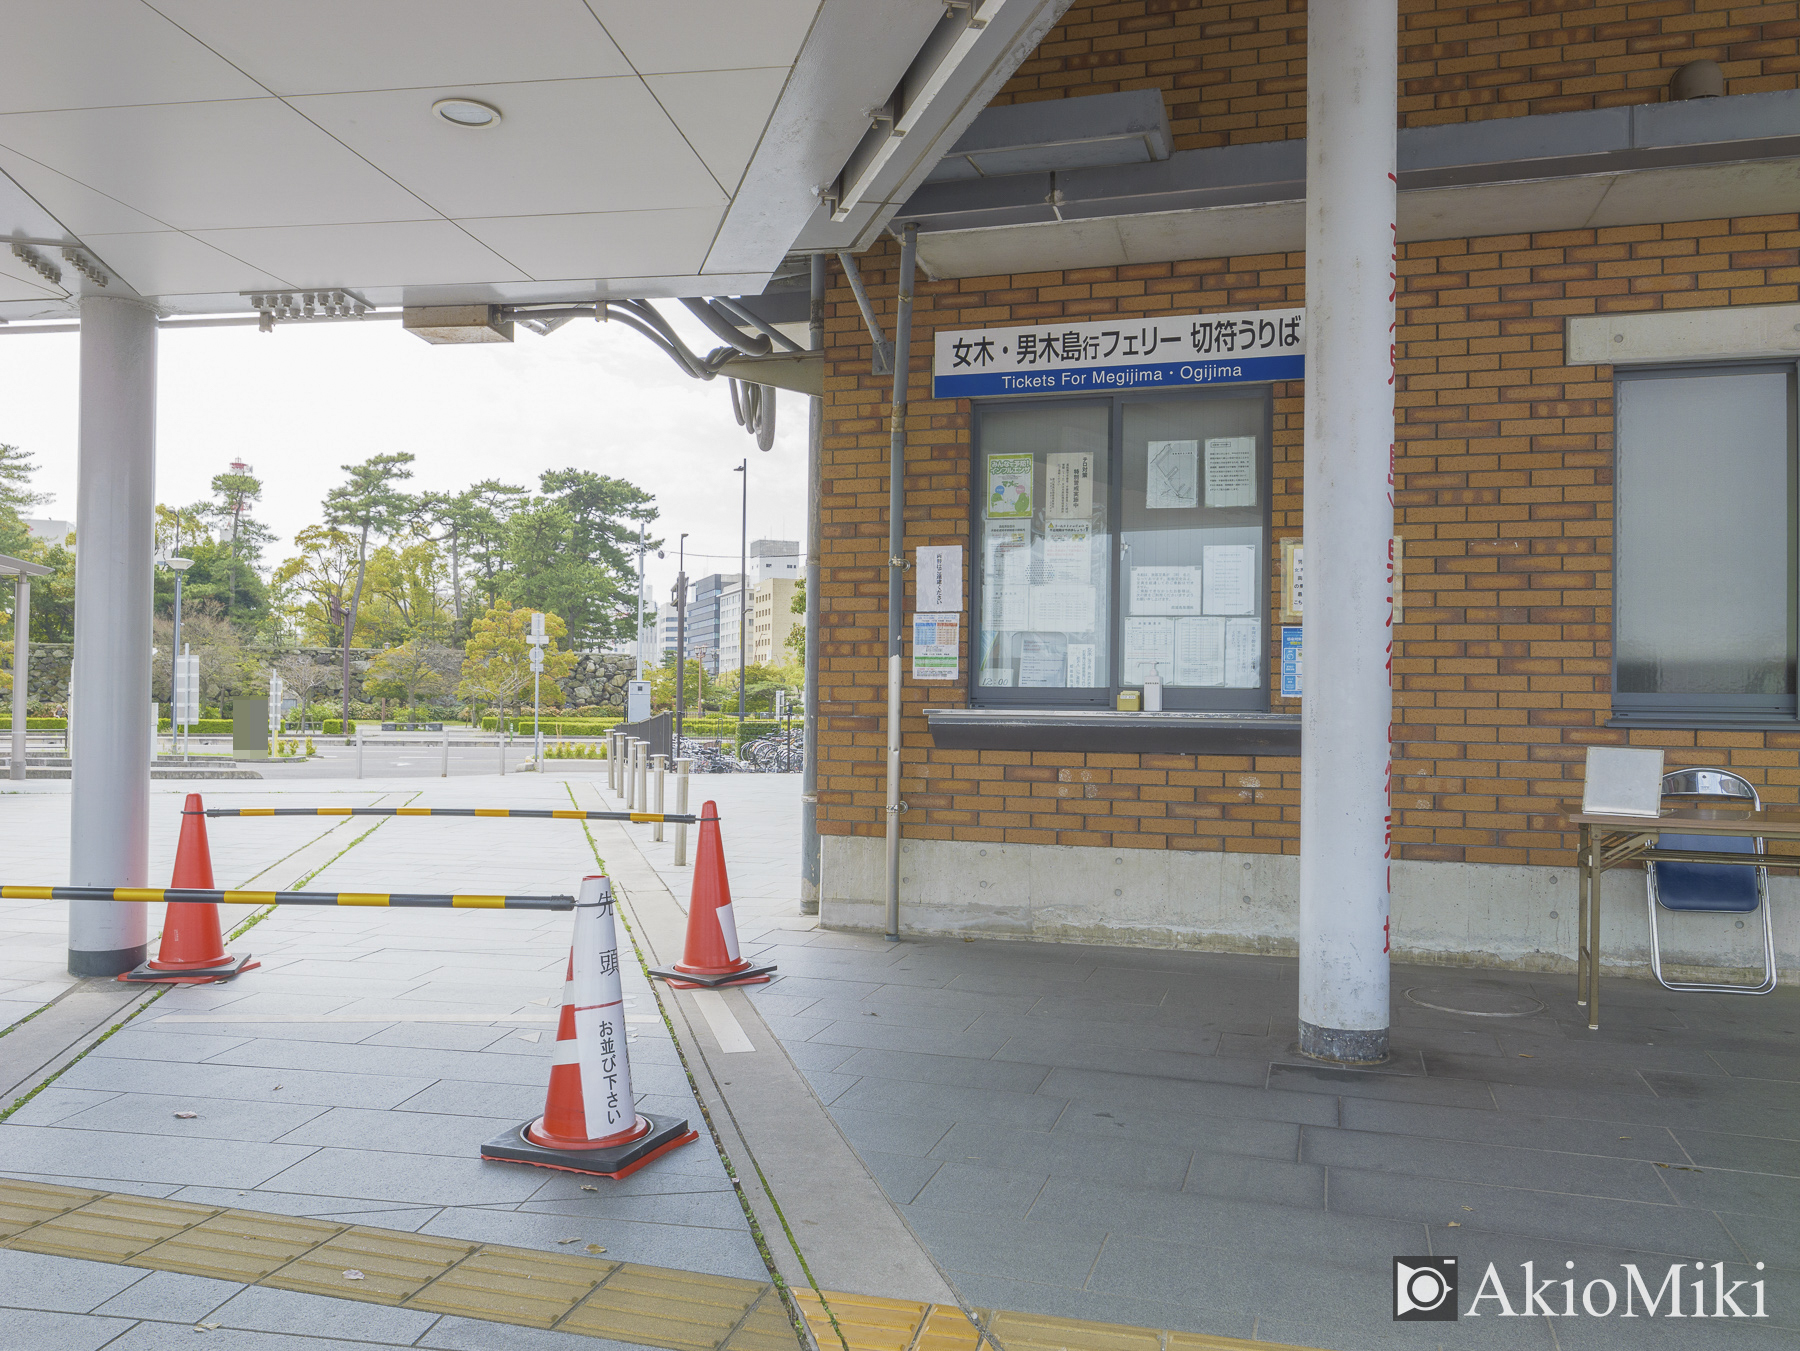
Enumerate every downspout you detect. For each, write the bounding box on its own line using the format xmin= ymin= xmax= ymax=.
xmin=883 ymin=225 xmax=919 ymax=943
xmin=800 ymin=253 xmax=826 ymax=916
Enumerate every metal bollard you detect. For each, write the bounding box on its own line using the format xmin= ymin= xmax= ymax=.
xmin=634 ymin=740 xmax=648 ymax=814
xmin=674 ymin=758 xmax=691 ymax=865
xmin=609 ymin=731 xmax=621 ymax=794
xmin=624 ymin=739 xmax=637 ymax=809
xmin=441 ymin=725 xmax=450 ymax=778
xmin=652 ymin=755 xmax=666 ymax=841
xmin=498 ymin=724 xmax=506 ymax=776
xmin=356 ymin=728 xmax=364 ymax=779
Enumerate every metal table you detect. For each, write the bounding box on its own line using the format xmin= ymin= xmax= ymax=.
xmin=1569 ymin=804 xmax=1799 ymax=1029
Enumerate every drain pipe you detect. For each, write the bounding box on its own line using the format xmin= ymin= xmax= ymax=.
xmin=883 ymin=225 xmax=919 ymax=942
xmin=799 ymin=253 xmax=826 ymax=916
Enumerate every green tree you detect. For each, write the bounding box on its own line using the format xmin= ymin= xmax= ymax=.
xmin=713 ymin=660 xmax=802 ymax=715
xmin=366 ymin=638 xmax=455 ymax=711
xmin=418 ymin=480 xmax=524 ymax=628
xmin=209 ymin=462 xmax=272 ymax=618
xmin=650 ymin=653 xmax=707 ymax=713
xmin=503 ymin=500 xmax=611 ymax=642
xmin=153 ymin=535 xmax=268 ymax=625
xmin=785 ymin=576 xmax=806 ymax=661
xmin=536 ymin=469 xmax=658 ymax=643
xmin=359 ymin=538 xmax=452 ymax=644
xmin=0 ymin=443 xmax=48 ymax=558
xmin=457 ymin=600 xmax=575 ymax=731
xmin=322 ymin=453 xmax=416 ymax=733
xmin=272 ymin=525 xmax=357 ymax=646
xmin=0 ymin=447 xmax=73 ymax=648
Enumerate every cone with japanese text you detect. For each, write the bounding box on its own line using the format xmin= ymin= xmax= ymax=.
xmin=648 ymin=801 xmax=776 ymax=989
xmin=481 ymin=874 xmax=696 ymax=1179
xmin=118 ymin=794 xmax=258 ymax=985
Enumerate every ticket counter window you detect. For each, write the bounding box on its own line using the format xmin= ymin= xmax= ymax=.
xmin=972 ymin=387 xmax=1272 ymax=708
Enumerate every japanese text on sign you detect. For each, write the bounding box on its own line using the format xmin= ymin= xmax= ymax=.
xmin=934 ymin=308 xmax=1304 ymax=399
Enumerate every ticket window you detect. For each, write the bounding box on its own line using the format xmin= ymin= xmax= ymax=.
xmin=971 ymin=388 xmax=1273 ymax=709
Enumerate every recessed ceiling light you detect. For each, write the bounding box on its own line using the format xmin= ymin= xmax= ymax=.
xmin=433 ymin=98 xmax=500 ymax=129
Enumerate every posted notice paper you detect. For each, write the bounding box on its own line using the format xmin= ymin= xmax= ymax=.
xmin=1045 ymin=452 xmax=1093 ymax=518
xmin=911 ymin=614 xmax=959 ymax=681
xmin=1146 ymin=440 xmax=1199 ymax=510
xmin=1131 ymin=565 xmax=1202 ymax=616
xmin=1018 ymin=633 xmax=1064 ymax=688
xmin=1124 ymin=616 xmax=1174 ymax=685
xmin=1202 ymin=544 xmax=1257 ymax=615
xmin=1028 ymin=584 xmax=1097 ymax=633
xmin=1204 ymin=437 xmax=1256 ymax=508
xmin=987 ymin=526 xmax=1030 ymax=583
xmin=1043 ymin=520 xmax=1091 ymax=584
xmin=1225 ymin=618 xmax=1260 ymax=687
xmin=986 ymin=454 xmax=1034 ymax=518
xmin=1066 ymin=643 xmax=1096 ymax=686
xmin=989 ymin=583 xmax=1029 ymax=631
xmin=1173 ymin=616 xmax=1225 ymax=686
xmin=916 ymin=545 xmax=962 ymax=612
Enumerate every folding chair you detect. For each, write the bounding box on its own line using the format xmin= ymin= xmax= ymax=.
xmin=1645 ymin=768 xmax=1778 ymax=995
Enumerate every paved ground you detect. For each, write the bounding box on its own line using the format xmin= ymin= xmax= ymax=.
xmin=5 ymin=767 xmax=1798 ymax=1350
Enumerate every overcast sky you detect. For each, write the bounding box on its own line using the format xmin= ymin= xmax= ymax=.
xmin=0 ymin=307 xmax=808 ymax=615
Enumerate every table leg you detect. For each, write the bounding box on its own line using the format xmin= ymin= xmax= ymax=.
xmin=1586 ymin=828 xmax=1601 ymax=1032
xmin=1576 ymin=823 xmax=1589 ymax=1009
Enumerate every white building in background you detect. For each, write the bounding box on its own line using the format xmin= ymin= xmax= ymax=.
xmin=659 ymin=606 xmax=683 ymax=662
xmin=749 ymin=538 xmax=800 ymax=585
xmin=25 ymin=518 xmax=74 ymax=546
xmin=717 ymin=579 xmax=742 ymax=676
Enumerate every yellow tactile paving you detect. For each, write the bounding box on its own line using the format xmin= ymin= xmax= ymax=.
xmin=0 ymin=1181 xmax=1327 ymax=1351
xmin=987 ymin=1310 xmax=1163 ymax=1351
xmin=409 ymin=1246 xmax=611 ymax=1327
xmin=559 ymin=1263 xmax=766 ymax=1349
xmin=9 ymin=1193 xmax=218 ymax=1263
xmin=791 ymin=1288 xmax=929 ymax=1351
xmin=0 ymin=1178 xmax=100 ymax=1238
xmin=266 ymin=1226 xmax=476 ymax=1303
xmin=132 ymin=1209 xmax=346 ymax=1282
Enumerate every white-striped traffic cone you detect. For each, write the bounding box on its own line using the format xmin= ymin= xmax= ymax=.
xmin=480 ymin=874 xmax=696 ymax=1179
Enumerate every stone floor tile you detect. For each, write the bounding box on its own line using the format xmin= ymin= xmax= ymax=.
xmin=0 ymin=1125 xmax=317 ymax=1190
xmin=418 ymin=1206 xmax=767 ymax=1282
xmin=417 ymin=1316 xmax=657 ymax=1351
xmin=210 ymin=1284 xmax=440 ymax=1342
xmin=255 ymin=1147 xmax=549 ymax=1208
xmin=88 ymin=1268 xmax=245 ymax=1322
xmin=0 ymin=1308 xmax=141 ymax=1351
xmin=0 ymin=1246 xmax=147 ymax=1312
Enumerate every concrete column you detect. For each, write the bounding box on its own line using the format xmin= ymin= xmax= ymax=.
xmin=11 ymin=574 xmax=28 ymax=780
xmin=799 ymin=252 xmax=825 ymax=915
xmin=1298 ymin=1 xmax=1398 ymax=1064
xmin=68 ymin=296 xmax=157 ymax=977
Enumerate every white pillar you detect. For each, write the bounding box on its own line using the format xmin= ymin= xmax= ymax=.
xmin=1298 ymin=2 xmax=1397 ymax=1063
xmin=68 ymin=297 xmax=158 ymax=976
xmin=11 ymin=574 xmax=28 ymax=780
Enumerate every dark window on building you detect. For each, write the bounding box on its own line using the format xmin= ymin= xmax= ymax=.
xmin=970 ymin=386 xmax=1274 ymax=709
xmin=1614 ymin=363 xmax=1800 ymax=722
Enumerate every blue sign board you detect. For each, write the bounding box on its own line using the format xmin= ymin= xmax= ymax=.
xmin=1281 ymin=626 xmax=1303 ymax=700
xmin=934 ymin=308 xmax=1305 ymax=400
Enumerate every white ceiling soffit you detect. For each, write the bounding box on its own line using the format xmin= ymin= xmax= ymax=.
xmin=912 ymin=157 xmax=1800 ymax=280
xmin=707 ymin=0 xmax=1074 ymax=272
xmin=0 ymin=0 xmax=1009 ymax=317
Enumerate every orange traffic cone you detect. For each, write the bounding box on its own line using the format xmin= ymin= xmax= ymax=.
xmin=118 ymin=794 xmax=258 ymax=985
xmin=482 ymin=875 xmax=696 ymax=1178
xmin=649 ymin=801 xmax=775 ymax=989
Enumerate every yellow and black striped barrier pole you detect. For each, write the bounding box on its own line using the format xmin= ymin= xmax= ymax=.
xmin=0 ymin=886 xmax=574 ymax=911
xmin=205 ymin=807 xmax=697 ymax=825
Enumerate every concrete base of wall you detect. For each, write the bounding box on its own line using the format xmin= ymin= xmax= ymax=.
xmin=819 ymin=834 xmax=1799 ymax=984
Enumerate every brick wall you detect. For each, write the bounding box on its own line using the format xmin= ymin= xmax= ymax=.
xmin=816 ymin=212 xmax=1800 ymax=864
xmin=994 ymin=1 xmax=1799 ymax=147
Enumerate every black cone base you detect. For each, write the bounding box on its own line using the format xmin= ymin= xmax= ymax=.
xmin=116 ymin=953 xmax=258 ymax=985
xmin=479 ymin=1112 xmax=697 ymax=1179
xmin=647 ymin=962 xmax=776 ymax=989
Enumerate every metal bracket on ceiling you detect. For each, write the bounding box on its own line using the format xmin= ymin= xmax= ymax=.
xmin=243 ymin=288 xmax=373 ymax=332
xmin=61 ymin=248 xmax=107 ymax=288
xmin=11 ymin=243 xmax=60 ymax=287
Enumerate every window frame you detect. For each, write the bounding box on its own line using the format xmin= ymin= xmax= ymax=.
xmin=1610 ymin=359 xmax=1800 ymax=725
xmin=967 ymin=384 xmax=1276 ymax=711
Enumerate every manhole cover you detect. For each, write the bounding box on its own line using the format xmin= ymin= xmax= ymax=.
xmin=1404 ymin=983 xmax=1544 ymax=1018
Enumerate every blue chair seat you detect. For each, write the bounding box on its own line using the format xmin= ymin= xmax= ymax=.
xmin=1653 ymin=832 xmax=1759 ymax=913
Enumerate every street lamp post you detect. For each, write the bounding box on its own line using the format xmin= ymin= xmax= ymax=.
xmin=732 ymin=459 xmax=746 ymax=742
xmin=157 ymin=554 xmax=194 ymax=759
xmin=674 ymin=533 xmax=689 ymax=744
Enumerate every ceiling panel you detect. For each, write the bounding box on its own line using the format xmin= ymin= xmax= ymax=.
xmin=585 ymin=0 xmax=819 ymax=74
xmin=0 ymin=0 xmax=264 ymax=113
xmin=0 ymin=99 xmax=436 ymax=231
xmin=149 ymin=0 xmax=633 ymax=95
xmin=81 ymin=230 xmax=287 ymax=295
xmin=457 ymin=206 xmax=724 ymax=281
xmin=190 ymin=220 xmax=531 ymax=289
xmin=0 ymin=253 xmax=67 ymax=302
xmin=0 ymin=148 xmax=168 ymax=236
xmin=646 ymin=68 xmax=789 ymax=192
xmin=291 ymin=79 xmax=725 ymax=219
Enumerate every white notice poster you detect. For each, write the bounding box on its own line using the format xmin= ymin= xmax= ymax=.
xmin=1225 ymin=618 xmax=1261 ymax=687
xmin=1066 ymin=643 xmax=1096 ymax=687
xmin=1146 ymin=440 xmax=1199 ymax=510
xmin=1123 ymin=616 xmax=1175 ymax=685
xmin=1204 ymin=437 xmax=1256 ymax=508
xmin=1043 ymin=520 xmax=1091 ymax=584
xmin=986 ymin=454 xmax=1034 ymax=518
xmin=1018 ymin=633 xmax=1064 ymax=688
xmin=1174 ymin=616 xmax=1225 ymax=686
xmin=990 ymin=584 xmax=1029 ymax=631
xmin=916 ymin=545 xmax=962 ymax=612
xmin=988 ymin=527 xmax=1030 ymax=583
xmin=1131 ymin=566 xmax=1203 ymax=616
xmin=1028 ymin=585 xmax=1097 ymax=634
xmin=1202 ymin=544 xmax=1257 ymax=615
xmin=1045 ymin=453 xmax=1093 ymax=518
xmin=911 ymin=614 xmax=959 ymax=681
